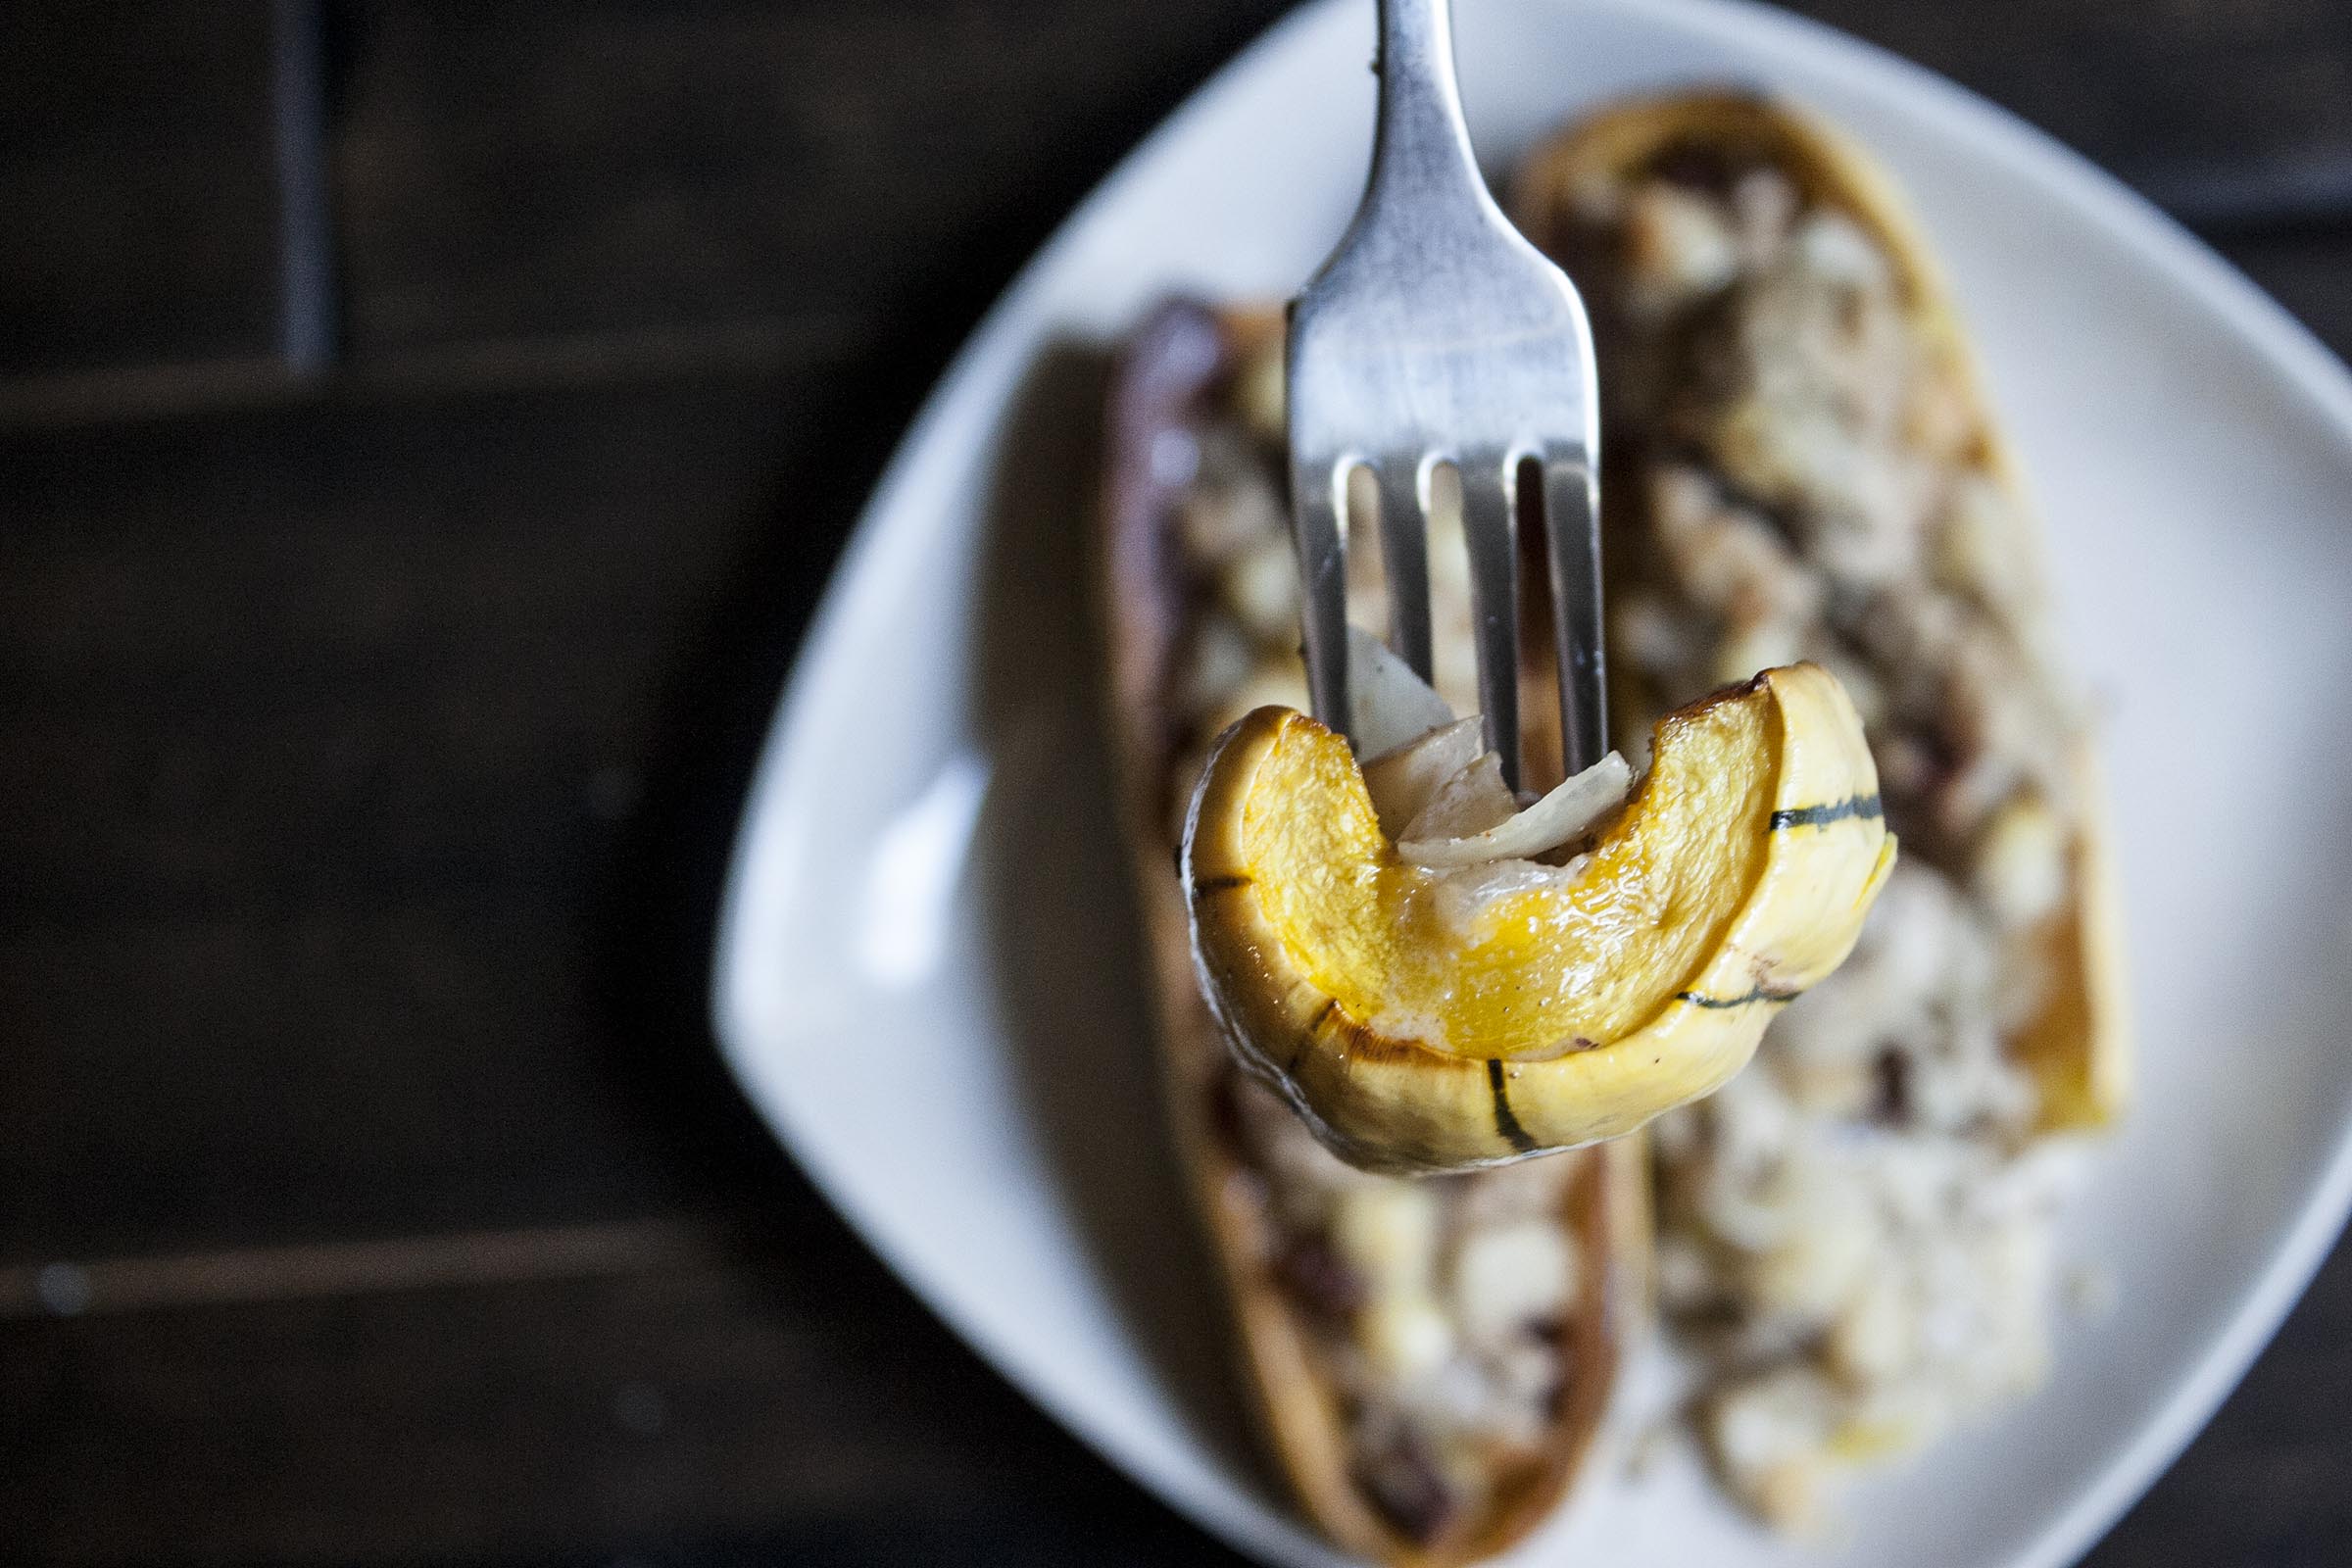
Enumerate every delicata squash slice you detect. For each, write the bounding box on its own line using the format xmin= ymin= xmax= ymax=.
xmin=1102 ymin=303 xmax=1646 ymax=1567
xmin=1185 ymin=662 xmax=1894 ymax=1174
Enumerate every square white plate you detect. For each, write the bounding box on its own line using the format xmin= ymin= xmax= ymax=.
xmin=712 ymin=2 xmax=2352 ymax=1563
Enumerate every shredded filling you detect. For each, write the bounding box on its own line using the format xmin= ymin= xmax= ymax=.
xmin=1552 ymin=140 xmax=2094 ymax=1529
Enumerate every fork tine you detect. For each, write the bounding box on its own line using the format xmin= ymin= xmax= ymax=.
xmin=1284 ymin=0 xmax=1599 ymax=780
xmin=1374 ymin=458 xmax=1434 ymax=680
xmin=1542 ymin=451 xmax=1607 ymax=774
xmin=1289 ymin=449 xmax=1350 ymax=733
xmin=1459 ymin=454 xmax=1521 ymax=791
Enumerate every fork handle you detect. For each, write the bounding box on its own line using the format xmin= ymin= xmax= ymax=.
xmin=1368 ymin=0 xmax=1487 ymax=223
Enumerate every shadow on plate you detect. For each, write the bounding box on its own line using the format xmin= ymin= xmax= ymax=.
xmin=964 ymin=340 xmax=1275 ymax=1501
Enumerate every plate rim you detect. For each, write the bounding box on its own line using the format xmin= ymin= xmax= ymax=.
xmin=710 ymin=2 xmax=2352 ymax=1564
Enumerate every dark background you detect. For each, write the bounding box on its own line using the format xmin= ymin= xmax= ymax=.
xmin=3 ymin=2 xmax=2347 ymax=1564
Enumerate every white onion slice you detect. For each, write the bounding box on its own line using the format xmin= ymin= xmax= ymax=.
xmin=1400 ymin=753 xmax=1517 ymax=843
xmin=1399 ymin=752 xmax=1634 ymax=867
xmin=1361 ymin=716 xmax=1484 ymax=836
xmin=1346 ymin=625 xmax=1455 ymax=759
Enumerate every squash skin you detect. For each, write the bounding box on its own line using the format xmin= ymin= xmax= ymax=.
xmin=1185 ymin=665 xmax=1893 ymax=1175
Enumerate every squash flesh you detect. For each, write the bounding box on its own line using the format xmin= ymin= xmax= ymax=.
xmin=1240 ymin=695 xmax=1776 ymax=1058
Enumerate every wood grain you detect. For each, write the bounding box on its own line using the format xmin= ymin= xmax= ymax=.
xmin=0 ymin=1 xmax=321 ymax=382
xmin=0 ymin=363 xmax=866 ymax=1260
xmin=325 ymin=0 xmax=1297 ymax=355
xmin=1805 ymin=0 xmax=2352 ymax=227
xmin=0 ymin=4 xmax=2348 ymax=1565
xmin=318 ymin=0 xmax=2352 ymax=364
xmin=0 ymin=1216 xmax=1250 ymax=1567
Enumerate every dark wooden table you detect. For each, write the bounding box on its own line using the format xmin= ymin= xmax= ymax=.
xmin=4 ymin=4 xmax=2347 ymax=1564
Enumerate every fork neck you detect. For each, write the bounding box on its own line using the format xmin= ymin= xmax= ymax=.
xmin=1368 ymin=0 xmax=1488 ymax=219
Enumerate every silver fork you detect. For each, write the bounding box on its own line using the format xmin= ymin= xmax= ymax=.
xmin=1287 ymin=0 xmax=1603 ymax=791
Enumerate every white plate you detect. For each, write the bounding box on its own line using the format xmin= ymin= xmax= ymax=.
xmin=710 ymin=1 xmax=2352 ymax=1563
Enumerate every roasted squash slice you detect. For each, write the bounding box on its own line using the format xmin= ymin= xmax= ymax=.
xmin=1186 ymin=665 xmax=1892 ymax=1172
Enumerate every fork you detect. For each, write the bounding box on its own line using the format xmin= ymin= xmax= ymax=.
xmin=1287 ymin=0 xmax=1603 ymax=792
